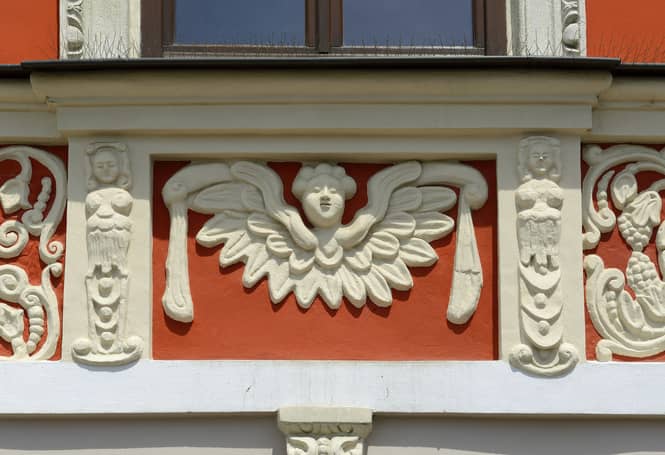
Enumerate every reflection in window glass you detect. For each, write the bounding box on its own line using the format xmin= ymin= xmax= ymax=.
xmin=344 ymin=0 xmax=473 ymax=47
xmin=174 ymin=0 xmax=304 ymax=45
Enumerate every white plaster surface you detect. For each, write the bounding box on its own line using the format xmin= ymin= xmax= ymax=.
xmin=508 ymin=0 xmax=587 ymax=56
xmin=0 ymin=361 xmax=663 ymax=416
xmin=60 ymin=0 xmax=140 ymax=59
xmin=0 ymin=416 xmax=663 ymax=454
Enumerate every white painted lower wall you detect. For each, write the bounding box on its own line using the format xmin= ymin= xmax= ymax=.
xmin=0 ymin=416 xmax=662 ymax=454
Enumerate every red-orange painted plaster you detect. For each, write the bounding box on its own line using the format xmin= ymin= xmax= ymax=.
xmin=0 ymin=0 xmax=58 ymax=64
xmin=0 ymin=146 xmax=66 ymax=360
xmin=587 ymin=0 xmax=665 ymax=62
xmin=583 ymin=145 xmax=665 ymax=361
xmin=152 ymin=161 xmax=497 ymax=360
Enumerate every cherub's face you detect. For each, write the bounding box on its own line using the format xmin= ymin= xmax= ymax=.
xmin=301 ymin=175 xmax=345 ymax=229
xmin=92 ymin=149 xmax=120 ymax=184
xmin=528 ymin=143 xmax=554 ymax=177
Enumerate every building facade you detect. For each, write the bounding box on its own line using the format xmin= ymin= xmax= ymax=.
xmin=1 ymin=1 xmax=665 ymax=454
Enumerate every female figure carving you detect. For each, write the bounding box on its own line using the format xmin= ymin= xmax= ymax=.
xmin=510 ymin=136 xmax=578 ymax=376
xmin=516 ymin=136 xmax=563 ymax=274
xmin=72 ymin=143 xmax=142 ymax=365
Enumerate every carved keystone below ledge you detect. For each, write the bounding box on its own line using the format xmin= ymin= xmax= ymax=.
xmin=278 ymin=407 xmax=373 ymax=455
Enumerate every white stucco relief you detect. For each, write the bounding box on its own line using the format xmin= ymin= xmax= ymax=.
xmin=509 ymin=0 xmax=586 ymax=56
xmin=71 ymin=143 xmax=143 ymax=365
xmin=63 ymin=0 xmax=84 ymax=58
xmin=278 ymin=407 xmax=372 ymax=455
xmin=161 ymin=161 xmax=488 ymax=323
xmin=583 ymin=144 xmax=665 ymax=361
xmin=60 ymin=0 xmax=140 ymax=59
xmin=509 ymin=137 xmax=579 ymax=376
xmin=0 ymin=146 xmax=66 ymax=360
xmin=561 ymin=0 xmax=583 ymax=55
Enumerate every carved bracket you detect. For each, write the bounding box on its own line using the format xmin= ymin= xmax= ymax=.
xmin=509 ymin=137 xmax=579 ymax=376
xmin=71 ymin=142 xmax=143 ymax=366
xmin=160 ymin=160 xmax=488 ymax=324
xmin=278 ymin=407 xmax=372 ymax=455
xmin=583 ymin=144 xmax=665 ymax=361
xmin=0 ymin=146 xmax=66 ymax=360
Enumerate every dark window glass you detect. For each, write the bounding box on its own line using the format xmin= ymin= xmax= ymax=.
xmin=174 ymin=0 xmax=305 ymax=45
xmin=343 ymin=0 xmax=473 ymax=46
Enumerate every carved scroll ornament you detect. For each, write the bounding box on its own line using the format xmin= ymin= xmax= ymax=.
xmin=509 ymin=137 xmax=579 ymax=376
xmin=583 ymin=144 xmax=665 ymax=361
xmin=0 ymin=146 xmax=66 ymax=360
xmin=161 ymin=161 xmax=488 ymax=324
xmin=71 ymin=143 xmax=143 ymax=365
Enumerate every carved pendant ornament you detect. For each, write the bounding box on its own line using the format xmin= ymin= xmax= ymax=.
xmin=561 ymin=0 xmax=582 ymax=55
xmin=64 ymin=0 xmax=84 ymax=58
xmin=71 ymin=143 xmax=143 ymax=365
xmin=582 ymin=144 xmax=665 ymax=361
xmin=509 ymin=137 xmax=579 ymax=376
xmin=0 ymin=146 xmax=66 ymax=360
xmin=161 ymin=161 xmax=488 ymax=323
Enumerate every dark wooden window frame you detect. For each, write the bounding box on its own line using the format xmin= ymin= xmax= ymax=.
xmin=142 ymin=0 xmax=506 ymax=57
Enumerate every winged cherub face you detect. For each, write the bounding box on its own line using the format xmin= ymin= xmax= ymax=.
xmin=301 ymin=174 xmax=346 ymax=229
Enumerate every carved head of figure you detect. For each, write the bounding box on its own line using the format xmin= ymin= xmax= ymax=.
xmin=86 ymin=143 xmax=132 ymax=191
xmin=518 ymin=136 xmax=561 ymax=183
xmin=292 ymin=163 xmax=357 ymax=228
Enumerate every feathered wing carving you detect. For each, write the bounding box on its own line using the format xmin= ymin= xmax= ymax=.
xmin=162 ymin=161 xmax=487 ymax=323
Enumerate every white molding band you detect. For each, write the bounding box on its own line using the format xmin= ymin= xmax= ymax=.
xmin=0 ymin=361 xmax=664 ymax=416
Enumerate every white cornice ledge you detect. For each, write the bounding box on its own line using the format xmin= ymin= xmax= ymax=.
xmin=0 ymin=79 xmax=48 ymax=110
xmin=598 ymin=78 xmax=665 ymax=108
xmin=0 ymin=360 xmax=665 ymax=417
xmin=0 ymin=79 xmax=60 ymax=142
xmin=30 ymin=70 xmax=612 ymax=107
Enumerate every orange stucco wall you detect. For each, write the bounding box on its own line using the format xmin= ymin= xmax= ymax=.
xmin=0 ymin=146 xmax=66 ymax=360
xmin=587 ymin=0 xmax=665 ymax=62
xmin=153 ymin=161 xmax=498 ymax=360
xmin=0 ymin=0 xmax=58 ymax=64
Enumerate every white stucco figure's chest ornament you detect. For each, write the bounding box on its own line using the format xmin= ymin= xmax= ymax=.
xmin=160 ymin=161 xmax=488 ymax=324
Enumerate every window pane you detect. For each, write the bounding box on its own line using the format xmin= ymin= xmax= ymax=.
xmin=343 ymin=0 xmax=473 ymax=47
xmin=174 ymin=0 xmax=305 ymax=45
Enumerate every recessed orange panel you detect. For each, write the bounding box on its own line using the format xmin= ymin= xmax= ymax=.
xmin=0 ymin=146 xmax=66 ymax=360
xmin=0 ymin=0 xmax=58 ymax=63
xmin=583 ymin=145 xmax=665 ymax=361
xmin=152 ymin=161 xmax=497 ymax=360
